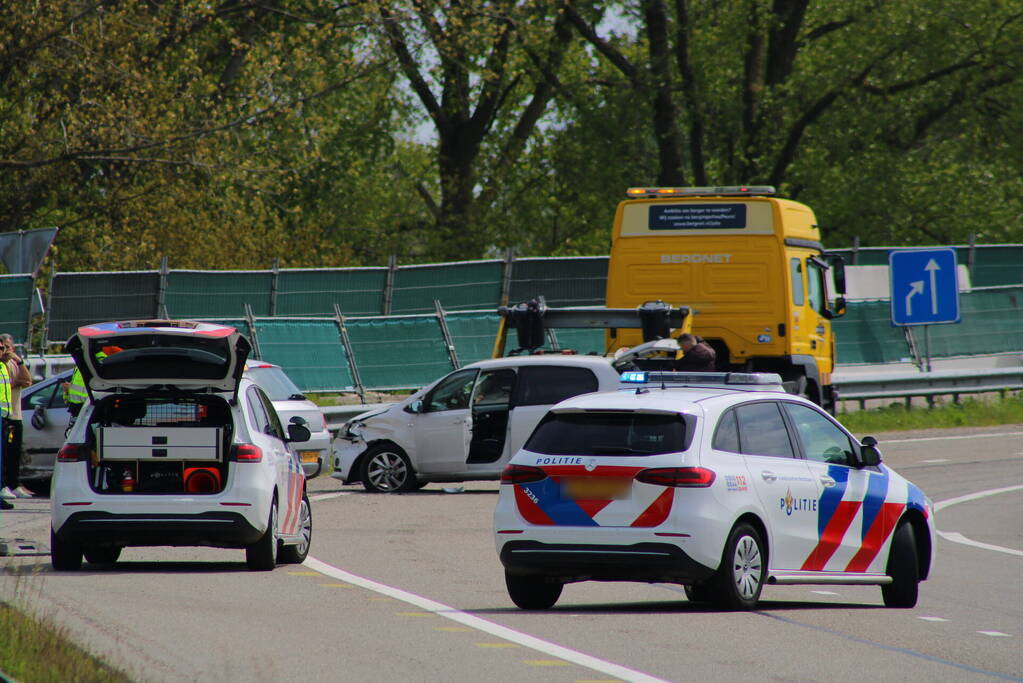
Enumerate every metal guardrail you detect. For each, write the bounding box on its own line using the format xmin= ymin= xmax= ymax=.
xmin=834 ymin=366 xmax=1023 ymax=408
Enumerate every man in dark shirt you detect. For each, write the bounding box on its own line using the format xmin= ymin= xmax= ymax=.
xmin=675 ymin=333 xmax=716 ymax=372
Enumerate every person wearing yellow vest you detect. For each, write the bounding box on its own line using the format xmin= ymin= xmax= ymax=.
xmin=0 ymin=333 xmax=33 ymax=503
xmin=62 ymin=347 xmax=116 ymax=428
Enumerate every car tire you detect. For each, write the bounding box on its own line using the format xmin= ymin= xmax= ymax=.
xmin=711 ymin=522 xmax=765 ymax=610
xmin=50 ymin=527 xmax=82 ymax=571
xmin=84 ymin=546 xmax=122 ymax=565
xmin=683 ymin=583 xmax=715 ymax=603
xmin=882 ymin=522 xmax=919 ymax=608
xmin=279 ymin=493 xmax=312 ymax=564
xmin=246 ymin=499 xmax=279 ymax=571
xmin=505 ymin=572 xmax=563 ymax=610
xmin=361 ymin=445 xmax=418 ymax=493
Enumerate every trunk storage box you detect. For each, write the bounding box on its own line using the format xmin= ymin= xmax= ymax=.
xmin=98 ymin=427 xmax=222 ymax=461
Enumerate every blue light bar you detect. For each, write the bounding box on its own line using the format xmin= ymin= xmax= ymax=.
xmin=620 ymin=371 xmax=648 ymax=383
xmin=618 ymin=371 xmax=784 ymax=387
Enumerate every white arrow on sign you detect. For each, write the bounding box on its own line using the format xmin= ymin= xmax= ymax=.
xmin=925 ymin=258 xmax=940 ymax=314
xmin=905 ymin=280 xmax=924 ymax=316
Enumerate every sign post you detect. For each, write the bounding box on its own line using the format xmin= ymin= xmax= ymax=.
xmin=889 ymin=248 xmax=961 ymax=371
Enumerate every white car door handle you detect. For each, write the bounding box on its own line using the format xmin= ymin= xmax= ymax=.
xmin=819 ymin=475 xmax=836 ymax=488
xmin=760 ymin=471 xmax=777 ymax=482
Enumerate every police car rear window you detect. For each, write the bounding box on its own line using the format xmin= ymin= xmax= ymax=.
xmin=525 ymin=412 xmax=692 ymax=456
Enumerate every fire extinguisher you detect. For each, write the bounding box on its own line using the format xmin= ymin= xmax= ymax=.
xmin=122 ymin=468 xmax=135 ymax=493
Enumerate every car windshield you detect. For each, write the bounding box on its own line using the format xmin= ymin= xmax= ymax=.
xmin=245 ymin=366 xmax=304 ymax=401
xmin=524 ymin=412 xmax=689 ymax=456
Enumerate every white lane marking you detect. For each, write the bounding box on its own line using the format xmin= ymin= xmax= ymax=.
xmin=918 ymin=616 xmax=950 ymax=622
xmin=977 ymin=631 xmax=1011 ymax=637
xmin=880 ymin=430 xmax=1023 ymax=444
xmin=936 ymin=531 xmax=1023 ymax=558
xmin=811 ymin=590 xmax=839 ymax=595
xmin=934 ymin=485 xmax=1023 ymax=512
xmin=309 ymin=492 xmax=351 ymax=502
xmin=935 ymin=486 xmax=1023 ymax=557
xmin=303 ymin=556 xmax=669 ymax=683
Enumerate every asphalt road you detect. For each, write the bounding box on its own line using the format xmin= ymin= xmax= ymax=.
xmin=1 ymin=425 xmax=1021 ymax=682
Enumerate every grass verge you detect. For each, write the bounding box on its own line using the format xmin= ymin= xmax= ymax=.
xmin=0 ymin=601 xmax=132 ymax=683
xmin=838 ymin=395 xmax=1023 ymax=434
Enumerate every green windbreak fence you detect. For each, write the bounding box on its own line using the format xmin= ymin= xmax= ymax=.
xmin=508 ymin=257 xmax=607 ymax=306
xmin=276 ymin=268 xmax=386 ymax=316
xmin=48 ymin=271 xmax=160 ymax=343
xmin=902 ymin=286 xmax=1023 ymax=359
xmin=252 ymin=318 xmax=356 ymax=392
xmin=345 ymin=316 xmax=454 ymax=390
xmin=832 ymin=301 xmax=912 ymax=365
xmin=446 ymin=312 xmax=501 ymax=366
xmin=0 ymin=275 xmax=35 ymax=344
xmin=391 ymin=260 xmax=503 ymax=314
xmin=166 ymin=271 xmax=273 ymax=318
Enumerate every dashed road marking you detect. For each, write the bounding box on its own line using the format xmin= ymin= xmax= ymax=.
xmin=918 ymin=617 xmax=950 ymax=622
xmin=811 ymin=590 xmax=839 ymax=595
xmin=935 ymin=486 xmax=1023 ymax=557
xmin=978 ymin=631 xmax=1011 ymax=637
xmin=303 ymin=556 xmax=670 ymax=683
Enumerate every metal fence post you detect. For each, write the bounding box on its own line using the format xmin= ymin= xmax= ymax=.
xmin=383 ymin=255 xmax=397 ymax=315
xmin=244 ymin=303 xmax=263 ymax=359
xmin=851 ymin=236 xmax=860 ymax=266
xmin=967 ymin=233 xmax=976 ymax=281
xmin=157 ymin=256 xmax=169 ymax=318
xmin=434 ymin=299 xmax=460 ymax=369
xmin=270 ymin=258 xmax=280 ymax=317
xmin=500 ymin=248 xmax=515 ymax=306
xmin=43 ymin=263 xmax=55 ymax=351
xmin=333 ymin=303 xmax=366 ymax=402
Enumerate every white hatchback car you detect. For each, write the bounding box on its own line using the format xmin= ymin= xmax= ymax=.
xmin=333 ymin=355 xmax=623 ymax=492
xmin=244 ymin=360 xmax=331 ymax=479
xmin=51 ymin=320 xmax=313 ymax=572
xmin=494 ymin=372 xmax=935 ymax=610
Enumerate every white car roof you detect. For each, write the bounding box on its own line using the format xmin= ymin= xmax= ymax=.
xmin=549 ymin=385 xmax=803 ymax=415
xmin=466 ymin=355 xmax=615 ymax=371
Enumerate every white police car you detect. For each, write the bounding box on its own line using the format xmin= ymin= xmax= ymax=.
xmin=51 ymin=320 xmax=313 ymax=571
xmin=494 ymin=372 xmax=934 ymax=610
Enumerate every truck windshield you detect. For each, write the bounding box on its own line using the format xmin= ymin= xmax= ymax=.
xmin=524 ymin=412 xmax=689 ymax=456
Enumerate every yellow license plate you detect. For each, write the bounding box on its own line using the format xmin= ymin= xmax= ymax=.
xmin=562 ymin=477 xmax=631 ymax=500
xmin=299 ymin=450 xmax=320 ymax=463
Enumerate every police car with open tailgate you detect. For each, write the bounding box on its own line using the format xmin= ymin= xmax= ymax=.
xmin=494 ymin=372 xmax=934 ymax=610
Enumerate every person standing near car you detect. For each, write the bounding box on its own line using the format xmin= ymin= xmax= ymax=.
xmin=0 ymin=333 xmax=33 ymax=501
xmin=674 ymin=333 xmax=717 ymax=372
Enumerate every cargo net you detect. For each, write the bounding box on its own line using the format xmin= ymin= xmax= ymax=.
xmin=96 ymin=397 xmax=224 ymax=428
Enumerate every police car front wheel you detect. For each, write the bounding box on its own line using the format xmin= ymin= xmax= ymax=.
xmin=882 ymin=522 xmax=919 ymax=608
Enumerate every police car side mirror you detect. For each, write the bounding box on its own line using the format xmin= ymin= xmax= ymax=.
xmin=405 ymin=399 xmax=423 ymax=414
xmin=858 ymin=435 xmax=882 ymax=467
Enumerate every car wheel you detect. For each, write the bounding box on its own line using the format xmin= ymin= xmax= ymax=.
xmin=279 ymin=493 xmax=312 ymax=564
xmin=712 ymin=522 xmax=765 ymax=610
xmin=246 ymin=499 xmax=279 ymax=571
xmin=50 ymin=527 xmax=82 ymax=571
xmin=882 ymin=522 xmax=919 ymax=608
xmin=505 ymin=571 xmax=563 ymax=610
xmin=683 ymin=583 xmax=715 ymax=603
xmin=361 ymin=445 xmax=417 ymax=493
xmin=84 ymin=546 xmax=122 ymax=565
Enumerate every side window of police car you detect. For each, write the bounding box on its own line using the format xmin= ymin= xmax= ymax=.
xmin=712 ymin=408 xmax=741 ymax=453
xmin=782 ymin=402 xmax=856 ymax=465
xmin=246 ymin=387 xmax=271 ymax=435
xmin=734 ymin=402 xmax=795 ymax=458
xmin=256 ymin=389 xmax=285 ymax=441
xmin=425 ymin=369 xmax=478 ymax=412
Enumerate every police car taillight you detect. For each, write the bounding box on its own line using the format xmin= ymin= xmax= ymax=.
xmin=57 ymin=443 xmax=87 ymax=462
xmin=500 ymin=464 xmax=546 ymax=485
xmin=635 ymin=467 xmax=715 ymax=487
xmin=231 ymin=444 xmax=263 ymax=462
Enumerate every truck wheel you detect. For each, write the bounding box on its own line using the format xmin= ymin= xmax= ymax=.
xmin=50 ymin=527 xmax=82 ymax=571
xmin=882 ymin=522 xmax=919 ymax=608
xmin=361 ymin=445 xmax=417 ymax=493
xmin=279 ymin=494 xmax=312 ymax=564
xmin=505 ymin=572 xmax=563 ymax=610
xmin=246 ymin=500 xmax=279 ymax=571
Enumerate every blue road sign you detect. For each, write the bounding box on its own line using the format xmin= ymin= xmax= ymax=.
xmin=889 ymin=248 xmax=960 ymax=326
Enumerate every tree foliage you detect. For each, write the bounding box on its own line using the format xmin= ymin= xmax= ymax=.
xmin=2 ymin=0 xmax=1023 ymax=272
